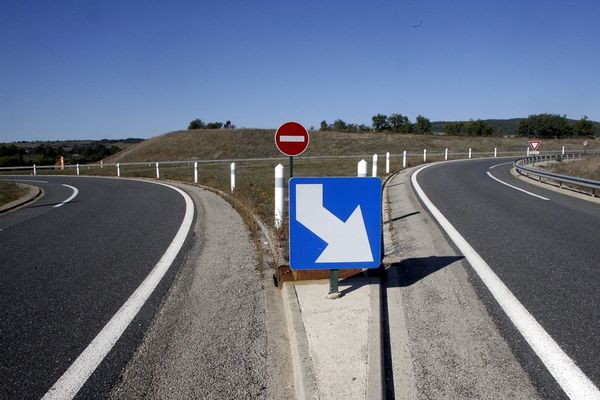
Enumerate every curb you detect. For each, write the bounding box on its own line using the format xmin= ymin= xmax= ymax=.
xmin=367 ymin=277 xmax=385 ymax=400
xmin=0 ymin=183 xmax=42 ymax=214
xmin=282 ymin=282 xmax=320 ymax=400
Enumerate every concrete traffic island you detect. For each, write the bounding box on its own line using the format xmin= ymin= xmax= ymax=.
xmin=0 ymin=182 xmax=42 ymax=214
xmin=283 ymin=277 xmax=382 ymax=400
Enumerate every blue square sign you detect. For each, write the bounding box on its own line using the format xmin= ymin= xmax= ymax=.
xmin=289 ymin=177 xmax=382 ymax=270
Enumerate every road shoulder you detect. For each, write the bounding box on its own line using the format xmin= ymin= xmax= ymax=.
xmin=109 ymin=182 xmax=273 ymax=399
xmin=383 ymin=165 xmax=541 ymax=399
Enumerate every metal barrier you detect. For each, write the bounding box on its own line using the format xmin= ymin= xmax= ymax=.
xmin=514 ymin=154 xmax=600 ymax=196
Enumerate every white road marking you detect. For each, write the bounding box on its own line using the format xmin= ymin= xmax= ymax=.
xmin=53 ymin=185 xmax=79 ymax=208
xmin=280 ymin=135 xmax=305 ymax=142
xmin=486 ymin=171 xmax=550 ymax=201
xmin=42 ymin=182 xmax=194 ymax=400
xmin=488 ymin=161 xmax=514 ymax=169
xmin=412 ymin=164 xmax=600 ymax=400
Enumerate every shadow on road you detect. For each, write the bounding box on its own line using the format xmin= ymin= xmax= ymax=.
xmin=388 ymin=256 xmax=465 ymax=287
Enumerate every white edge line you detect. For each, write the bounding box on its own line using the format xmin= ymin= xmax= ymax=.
xmin=4 ymin=179 xmax=49 ymax=183
xmin=42 ymin=182 xmax=194 ymax=400
xmin=412 ymin=164 xmax=600 ymax=400
xmin=486 ymin=171 xmax=550 ymax=201
xmin=54 ymin=184 xmax=79 ymax=208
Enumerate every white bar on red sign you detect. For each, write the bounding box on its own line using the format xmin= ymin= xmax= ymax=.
xmin=280 ymin=135 xmax=305 ymax=142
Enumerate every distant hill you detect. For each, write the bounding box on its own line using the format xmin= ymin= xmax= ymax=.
xmin=431 ymin=118 xmax=600 ymax=136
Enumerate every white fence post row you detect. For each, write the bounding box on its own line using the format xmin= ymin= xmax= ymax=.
xmin=494 ymin=148 xmax=497 ymax=158
xmin=358 ymin=159 xmax=368 ymax=177
xmin=194 ymin=161 xmax=199 ymax=184
xmin=33 ymin=164 xmax=37 ymax=176
xmin=274 ymin=164 xmax=284 ymax=229
xmin=423 ymin=149 xmax=427 ymax=163
xmin=230 ymin=162 xmax=236 ymax=192
xmin=117 ymin=163 xmax=120 ymax=177
xmin=385 ymin=152 xmax=390 ymax=174
xmin=76 ymin=164 xmax=80 ymax=176
xmin=445 ymin=148 xmax=448 ymax=161
xmin=402 ymin=151 xmax=407 ymax=168
xmin=562 ymin=146 xmax=565 ymax=155
xmin=372 ymin=154 xmax=378 ymax=177
xmin=156 ymin=162 xmax=160 ymax=179
xmin=468 ymin=148 xmax=472 ymax=159
xmin=527 ymin=148 xmax=530 ymax=157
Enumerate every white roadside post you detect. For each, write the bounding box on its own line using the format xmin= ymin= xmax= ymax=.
xmin=402 ymin=150 xmax=407 ymax=168
xmin=372 ymin=154 xmax=378 ymax=177
xmin=423 ymin=149 xmax=427 ymax=163
xmin=274 ymin=164 xmax=284 ymax=229
xmin=194 ymin=161 xmax=199 ymax=184
xmin=562 ymin=146 xmax=565 ymax=155
xmin=230 ymin=162 xmax=236 ymax=192
xmin=33 ymin=164 xmax=37 ymax=176
xmin=494 ymin=148 xmax=497 ymax=158
xmin=156 ymin=162 xmax=160 ymax=179
xmin=117 ymin=163 xmax=120 ymax=177
xmin=527 ymin=147 xmax=530 ymax=157
xmin=445 ymin=148 xmax=448 ymax=161
xmin=358 ymin=159 xmax=368 ymax=177
xmin=385 ymin=152 xmax=390 ymax=174
xmin=468 ymin=148 xmax=472 ymax=159
xmin=76 ymin=163 xmax=80 ymax=176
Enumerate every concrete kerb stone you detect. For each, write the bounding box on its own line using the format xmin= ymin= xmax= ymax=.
xmin=367 ymin=279 xmax=384 ymax=400
xmin=282 ymin=282 xmax=320 ymax=400
xmin=0 ymin=183 xmax=43 ymax=214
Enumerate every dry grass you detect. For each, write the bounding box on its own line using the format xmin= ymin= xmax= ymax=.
xmin=103 ymin=129 xmax=597 ymax=163
xmin=548 ymin=157 xmax=600 ymax=181
xmin=0 ymin=181 xmax=28 ymax=206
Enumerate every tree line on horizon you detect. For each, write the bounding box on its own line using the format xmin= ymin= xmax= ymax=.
xmin=186 ymin=113 xmax=597 ymax=138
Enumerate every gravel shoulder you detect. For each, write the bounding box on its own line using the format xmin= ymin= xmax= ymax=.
xmin=109 ymin=182 xmax=282 ymax=399
xmin=383 ymin=165 xmax=542 ymax=399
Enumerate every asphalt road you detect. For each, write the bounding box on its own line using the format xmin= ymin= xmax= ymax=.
xmin=415 ymin=158 xmax=600 ymax=399
xmin=0 ymin=176 xmax=188 ymax=399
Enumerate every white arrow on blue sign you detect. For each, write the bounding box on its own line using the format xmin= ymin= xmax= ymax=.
xmin=289 ymin=177 xmax=382 ymax=270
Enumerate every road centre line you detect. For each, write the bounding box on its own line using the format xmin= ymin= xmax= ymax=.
xmin=486 ymin=170 xmax=550 ymax=201
xmin=54 ymin=185 xmax=79 ymax=208
xmin=412 ymin=164 xmax=600 ymax=400
xmin=42 ymin=181 xmax=194 ymax=400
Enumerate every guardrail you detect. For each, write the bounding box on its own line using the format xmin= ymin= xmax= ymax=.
xmin=514 ymin=153 xmax=600 ymax=196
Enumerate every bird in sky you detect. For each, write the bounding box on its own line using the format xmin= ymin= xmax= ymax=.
xmin=412 ymin=19 xmax=423 ymax=28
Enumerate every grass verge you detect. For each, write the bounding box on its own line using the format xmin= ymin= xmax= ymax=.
xmin=0 ymin=181 xmax=28 ymax=208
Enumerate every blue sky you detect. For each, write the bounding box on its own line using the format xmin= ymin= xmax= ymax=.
xmin=1 ymin=0 xmax=599 ymax=141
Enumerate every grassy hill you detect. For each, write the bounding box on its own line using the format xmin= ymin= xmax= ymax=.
xmin=104 ymin=128 xmax=597 ymax=163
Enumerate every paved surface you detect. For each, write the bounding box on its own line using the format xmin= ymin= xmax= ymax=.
xmin=0 ymin=176 xmax=186 ymax=399
xmin=109 ymin=183 xmax=270 ymax=400
xmin=383 ymin=164 xmax=541 ymax=400
xmin=290 ymin=279 xmax=374 ymax=400
xmin=415 ymin=158 xmax=600 ymax=398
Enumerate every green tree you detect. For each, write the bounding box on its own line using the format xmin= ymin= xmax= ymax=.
xmin=465 ymin=120 xmax=494 ymax=136
xmin=205 ymin=121 xmax=224 ymax=129
xmin=572 ymin=116 xmax=596 ymax=137
xmin=517 ymin=114 xmax=571 ymax=138
xmin=415 ymin=115 xmax=432 ymax=134
xmin=388 ymin=113 xmax=411 ymax=133
xmin=188 ymin=119 xmax=205 ymax=130
xmin=444 ymin=121 xmax=465 ymax=136
xmin=332 ymin=119 xmax=348 ymax=131
xmin=320 ymin=120 xmax=329 ymax=131
xmin=371 ymin=114 xmax=390 ymax=132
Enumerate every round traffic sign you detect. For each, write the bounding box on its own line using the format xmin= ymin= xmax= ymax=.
xmin=275 ymin=122 xmax=310 ymax=156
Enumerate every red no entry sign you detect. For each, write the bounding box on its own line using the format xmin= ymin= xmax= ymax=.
xmin=275 ymin=122 xmax=310 ymax=156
